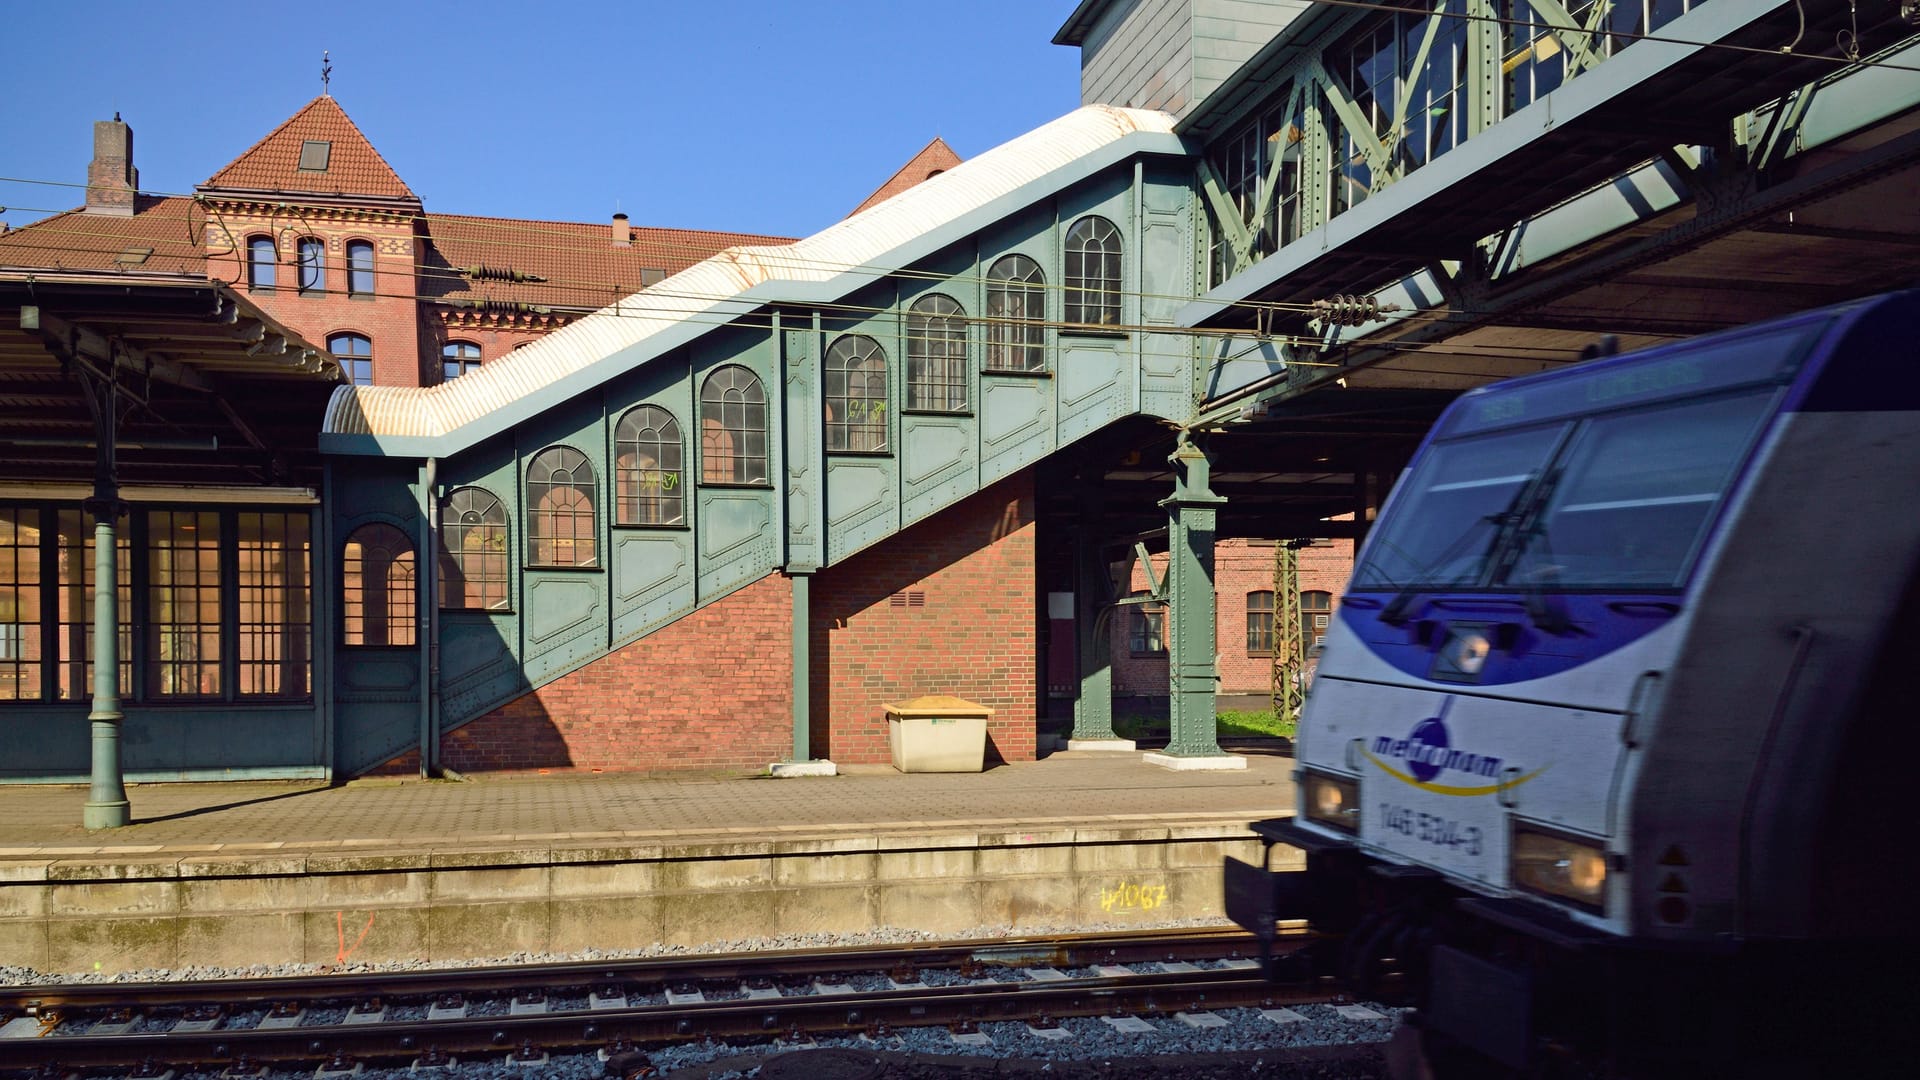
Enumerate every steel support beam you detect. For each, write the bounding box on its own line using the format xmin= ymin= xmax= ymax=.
xmin=791 ymin=570 xmax=812 ymax=762
xmin=1155 ymin=434 xmax=1232 ymax=763
xmin=1069 ymin=493 xmax=1125 ymax=748
xmin=78 ymin=369 xmax=130 ymax=829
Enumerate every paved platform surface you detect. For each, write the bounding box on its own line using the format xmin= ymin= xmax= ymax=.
xmin=0 ymin=748 xmax=1296 ymax=859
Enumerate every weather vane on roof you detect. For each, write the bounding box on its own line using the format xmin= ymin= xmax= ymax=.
xmin=322 ymin=51 xmax=332 ymax=96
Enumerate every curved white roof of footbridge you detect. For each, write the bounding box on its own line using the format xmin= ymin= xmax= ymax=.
xmin=322 ymin=105 xmax=1185 ymax=455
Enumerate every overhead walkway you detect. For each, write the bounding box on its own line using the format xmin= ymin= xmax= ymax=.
xmin=314 ymin=0 xmax=1920 ymax=783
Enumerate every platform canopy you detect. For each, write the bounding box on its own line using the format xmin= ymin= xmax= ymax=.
xmin=1182 ymin=1 xmax=1920 ymax=421
xmin=0 ymin=272 xmax=341 ymax=492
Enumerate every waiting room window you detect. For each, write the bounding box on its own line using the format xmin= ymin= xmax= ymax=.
xmin=700 ymin=365 xmax=769 ymax=485
xmin=0 ymin=508 xmax=43 ymax=700
xmin=1302 ymin=590 xmax=1333 ymax=648
xmin=347 ymin=240 xmax=375 ymax=297
xmin=149 ymin=510 xmax=222 ymax=695
xmin=343 ymin=522 xmax=415 ymax=647
xmin=235 ymin=512 xmax=312 ymax=697
xmin=1128 ymin=590 xmax=1167 ymax=656
xmin=825 ymin=334 xmax=888 ymax=452
xmin=1064 ymin=216 xmax=1122 ymax=327
xmin=1247 ymin=590 xmax=1275 ymax=656
xmin=329 ymin=333 xmax=373 ymax=387
xmin=247 ymin=236 xmax=276 ymax=290
xmin=297 ymin=237 xmax=325 ymax=294
xmin=907 ymin=294 xmax=967 ymax=412
xmin=614 ymin=405 xmax=685 ymax=526
xmin=1 ymin=507 xmax=312 ymax=703
xmin=985 ymin=254 xmax=1046 ymax=372
xmin=439 ymin=487 xmax=509 ymax=611
xmin=55 ymin=508 xmax=130 ymax=700
xmin=442 ymin=341 xmax=481 ymax=381
xmin=526 ymin=447 xmax=598 ymax=568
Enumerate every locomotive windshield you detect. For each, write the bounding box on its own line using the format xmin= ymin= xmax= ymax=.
xmin=1355 ymin=383 xmax=1783 ymax=594
xmin=1498 ymin=390 xmax=1776 ymax=589
xmin=1351 ymin=425 xmax=1561 ymax=590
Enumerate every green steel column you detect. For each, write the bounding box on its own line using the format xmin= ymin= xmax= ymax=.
xmin=82 ymin=488 xmax=130 ymax=829
xmin=1160 ymin=434 xmax=1227 ymax=758
xmin=791 ymin=570 xmax=812 ymax=761
xmin=1071 ymin=520 xmax=1119 ymax=743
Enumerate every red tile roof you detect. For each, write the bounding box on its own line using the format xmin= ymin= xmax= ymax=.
xmin=421 ymin=213 xmax=793 ymax=311
xmin=202 ymin=96 xmax=417 ymax=201
xmin=0 ymin=200 xmax=791 ymax=309
xmin=849 ymin=137 xmax=964 ymax=217
xmin=0 ymin=198 xmax=208 ymax=276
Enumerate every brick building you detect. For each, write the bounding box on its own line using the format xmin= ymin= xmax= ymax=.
xmin=1113 ymin=539 xmax=1352 ymax=705
xmin=0 ymin=97 xmax=789 ymax=388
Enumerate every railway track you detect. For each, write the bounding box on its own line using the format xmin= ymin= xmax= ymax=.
xmin=0 ymin=927 xmax=1350 ymax=1075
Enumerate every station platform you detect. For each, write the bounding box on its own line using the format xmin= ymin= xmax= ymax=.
xmin=0 ymin=747 xmax=1301 ymax=978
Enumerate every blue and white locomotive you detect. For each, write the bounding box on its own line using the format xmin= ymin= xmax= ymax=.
xmin=1235 ymin=289 xmax=1920 ymax=1074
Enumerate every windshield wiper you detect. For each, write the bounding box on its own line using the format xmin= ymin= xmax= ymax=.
xmin=1505 ymin=467 xmax=1573 ymax=635
xmin=1379 ymin=499 xmax=1524 ymax=626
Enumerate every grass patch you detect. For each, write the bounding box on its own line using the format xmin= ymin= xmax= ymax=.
xmin=1110 ymin=709 xmax=1295 ymax=742
xmin=1219 ymin=708 xmax=1297 ymax=740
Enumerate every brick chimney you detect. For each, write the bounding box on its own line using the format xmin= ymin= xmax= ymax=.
xmin=86 ymin=114 xmax=139 ymax=216
xmin=612 ymin=211 xmax=630 ymax=248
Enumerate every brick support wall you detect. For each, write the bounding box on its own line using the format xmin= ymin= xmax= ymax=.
xmin=811 ymin=473 xmax=1038 ymax=765
xmin=439 ymin=572 xmax=794 ymax=774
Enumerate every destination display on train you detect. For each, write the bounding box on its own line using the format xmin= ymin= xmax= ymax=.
xmin=1435 ymin=324 xmax=1818 ymax=439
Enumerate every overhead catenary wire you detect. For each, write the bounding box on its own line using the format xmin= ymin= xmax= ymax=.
xmin=1 ymin=228 xmax=1689 ymax=373
xmin=0 ymin=197 xmax=1734 ymax=346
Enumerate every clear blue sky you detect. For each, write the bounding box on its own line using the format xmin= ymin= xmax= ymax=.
xmin=0 ymin=1 xmax=1085 ymax=238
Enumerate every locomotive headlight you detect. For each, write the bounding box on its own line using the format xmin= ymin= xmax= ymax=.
xmin=1510 ymin=823 xmax=1608 ymax=913
xmin=1447 ymin=629 xmax=1491 ymax=675
xmin=1301 ymin=772 xmax=1359 ymax=833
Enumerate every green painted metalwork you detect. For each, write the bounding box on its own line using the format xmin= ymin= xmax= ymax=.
xmin=1159 ymin=433 xmax=1227 ymax=758
xmin=83 ymin=496 xmax=130 ymax=828
xmin=1197 ymin=0 xmax=1712 ymax=287
xmin=790 ymin=570 xmax=811 ymax=761
xmin=1071 ymin=496 xmax=1118 ymax=743
xmin=1269 ymin=542 xmax=1304 ymax=730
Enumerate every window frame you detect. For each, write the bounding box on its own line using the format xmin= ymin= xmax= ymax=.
xmin=824 ymin=334 xmax=890 ymax=453
xmin=1246 ymin=589 xmax=1276 ymax=656
xmin=1301 ymin=590 xmax=1333 ymax=648
xmin=1063 ymin=216 xmax=1123 ymax=330
xmin=984 ymin=254 xmax=1047 ymax=373
xmin=296 ymin=236 xmax=325 ymax=295
xmin=525 ymin=446 xmax=600 ymax=569
xmin=699 ymin=365 xmax=771 ymax=486
xmin=613 ymin=404 xmax=687 ymax=528
xmin=328 ymin=332 xmax=374 ymax=387
xmin=246 ymin=235 xmax=276 ymax=291
xmin=906 ymin=293 xmax=969 ymax=413
xmin=342 ymin=521 xmax=417 ymax=648
xmin=442 ymin=341 xmax=482 ymax=382
xmin=346 ymin=239 xmax=375 ymax=298
xmin=1127 ymin=590 xmax=1168 ymax=658
xmin=0 ymin=504 xmax=315 ymax=705
xmin=438 ymin=487 xmax=511 ymax=612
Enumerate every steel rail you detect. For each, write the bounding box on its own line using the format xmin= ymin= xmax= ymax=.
xmin=0 ymin=935 xmax=1328 ymax=1073
xmin=0 ymin=926 xmax=1282 ymax=1015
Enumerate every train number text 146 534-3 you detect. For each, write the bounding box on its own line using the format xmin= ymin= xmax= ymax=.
xmin=1379 ymin=804 xmax=1482 ymax=856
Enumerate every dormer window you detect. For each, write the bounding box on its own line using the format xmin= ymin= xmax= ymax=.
xmin=298 ymin=140 xmax=331 ymax=172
